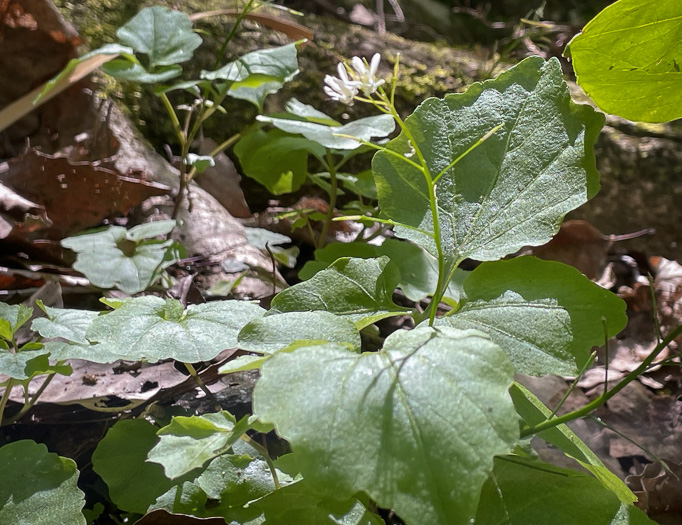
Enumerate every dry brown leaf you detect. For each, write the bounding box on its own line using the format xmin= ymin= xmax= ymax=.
xmin=0 ymin=148 xmax=170 ymax=239
xmin=626 ymin=460 xmax=682 ymax=523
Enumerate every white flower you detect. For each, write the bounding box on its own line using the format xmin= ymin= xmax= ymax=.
xmin=324 ymin=62 xmax=361 ymax=104
xmin=350 ymin=53 xmax=385 ymax=96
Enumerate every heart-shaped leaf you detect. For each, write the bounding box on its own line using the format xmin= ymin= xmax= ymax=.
xmin=566 ymin=0 xmax=682 ymax=123
xmin=86 ymin=296 xmax=264 ymax=363
xmin=61 ymin=220 xmax=181 ymax=294
xmin=372 ymin=56 xmax=603 ymax=268
xmin=116 ymin=6 xmax=202 ymax=67
xmin=269 ymin=256 xmax=407 ymax=329
xmin=436 ymin=256 xmax=627 ymax=375
xmin=0 ymin=440 xmax=86 ymax=525
xmin=253 ymin=327 xmax=519 ymax=525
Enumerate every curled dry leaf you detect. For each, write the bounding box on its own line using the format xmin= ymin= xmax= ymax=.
xmin=0 ymin=148 xmax=170 ymax=239
xmin=0 ymin=182 xmax=51 ymax=239
xmin=626 ymin=460 xmax=682 ymax=521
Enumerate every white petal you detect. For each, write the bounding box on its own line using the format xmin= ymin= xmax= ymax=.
xmin=369 ymin=53 xmax=381 ymax=75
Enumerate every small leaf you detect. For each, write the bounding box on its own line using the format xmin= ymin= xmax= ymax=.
xmin=93 ymin=419 xmax=180 ymax=514
xmin=510 ymin=382 xmax=635 ymax=504
xmin=270 ymin=256 xmax=407 ymax=329
xmin=61 ymin=222 xmax=180 ymax=294
xmin=0 ymin=440 xmax=86 ymax=525
xmin=253 ymin=327 xmax=519 ymax=525
xmin=566 ymin=0 xmax=682 ymax=122
xmin=148 ymin=412 xmax=247 ymax=479
xmin=0 ymin=303 xmax=33 ymax=341
xmin=101 ymin=59 xmax=182 ymax=83
xmin=258 ymin=113 xmax=395 ymax=150
xmin=86 ymin=296 xmax=264 ymax=363
xmin=437 ymin=257 xmax=627 ymax=375
xmin=234 ymin=129 xmax=316 ymax=194
xmin=475 ymin=456 xmax=648 ymax=525
xmin=239 ymin=311 xmax=362 ymax=354
xmin=373 ymin=56 xmax=603 ymax=268
xmin=0 ymin=349 xmax=50 ymax=380
xmin=116 ymin=6 xmax=202 ymax=67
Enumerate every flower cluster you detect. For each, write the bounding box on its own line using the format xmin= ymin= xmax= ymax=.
xmin=324 ymin=53 xmax=385 ymax=104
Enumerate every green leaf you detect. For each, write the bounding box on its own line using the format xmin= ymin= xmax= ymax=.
xmin=0 ymin=303 xmax=33 ymax=341
xmin=86 ymin=296 xmax=264 ymax=363
xmin=299 ymin=239 xmax=467 ymax=302
xmin=509 ymin=382 xmax=635 ymax=504
xmin=148 ymin=412 xmax=247 ymax=479
xmin=234 ymin=129 xmax=316 ymax=194
xmin=116 ymin=6 xmax=202 ymax=67
xmin=61 ymin=221 xmax=180 ymax=294
xmin=149 ymin=481 xmax=207 ymax=515
xmin=185 ymin=153 xmax=215 ymax=174
xmin=101 ymin=58 xmax=182 ymax=83
xmin=238 ymin=311 xmax=362 ymax=354
xmin=259 ymin=113 xmax=395 ymax=150
xmin=253 ymin=327 xmax=519 ymax=525
xmin=92 ymin=419 xmax=176 ymax=514
xmin=0 ymin=349 xmax=50 ymax=379
xmin=474 ymin=456 xmax=647 ymax=525
xmin=281 ymin=98 xmax=341 ymax=126
xmin=566 ymin=0 xmax=682 ymax=122
xmin=0 ymin=440 xmax=85 ymax=525
xmin=437 ymin=257 xmax=627 ymax=375
xmin=250 ymin=480 xmax=384 ymax=525
xmin=202 ymin=43 xmax=300 ymax=110
xmin=372 ymin=56 xmax=603 ymax=267
xmin=270 ymin=256 xmax=407 ymax=329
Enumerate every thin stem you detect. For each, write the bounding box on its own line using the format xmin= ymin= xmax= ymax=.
xmin=0 ymin=378 xmax=16 ymax=426
xmin=160 ymin=93 xmax=185 ymax=144
xmin=520 ymin=323 xmax=682 ymax=438
xmin=6 ymin=364 xmax=65 ymax=425
xmin=184 ymin=362 xmax=221 ymax=412
xmin=318 ymin=149 xmax=338 ymax=249
xmin=239 ymin=433 xmax=280 ymax=489
xmin=549 ymin=350 xmax=596 ymax=418
xmin=214 ymin=0 xmax=257 ymax=69
xmin=648 ymin=273 xmax=662 ymax=343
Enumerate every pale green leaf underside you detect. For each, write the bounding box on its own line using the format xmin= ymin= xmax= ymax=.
xmin=475 ymin=456 xmax=652 ymax=525
xmin=239 ymin=311 xmax=361 ymax=354
xmin=437 ymin=257 xmax=627 ymax=375
xmin=0 ymin=440 xmax=86 ymax=525
xmin=0 ymin=349 xmax=50 ymax=379
xmin=567 ymin=0 xmax=682 ymax=122
xmin=509 ymin=382 xmax=635 ymax=504
xmin=0 ymin=303 xmax=33 ymax=340
xmin=86 ymin=296 xmax=264 ymax=363
xmin=253 ymin=327 xmax=519 ymax=525
xmin=269 ymin=256 xmax=406 ymax=329
xmin=373 ymin=56 xmax=603 ymax=264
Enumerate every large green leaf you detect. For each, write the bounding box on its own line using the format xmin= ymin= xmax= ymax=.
xmin=0 ymin=440 xmax=85 ymax=525
xmin=116 ymin=6 xmax=201 ymax=67
xmin=238 ymin=311 xmax=362 ymax=354
xmin=436 ymin=257 xmax=627 ymax=375
xmin=299 ymin=239 xmax=467 ymax=302
xmin=258 ymin=113 xmax=395 ymax=150
xmin=61 ymin=221 xmax=181 ymax=294
xmin=269 ymin=256 xmax=407 ymax=329
xmin=92 ymin=419 xmax=177 ymax=514
xmin=253 ymin=327 xmax=519 ymax=525
xmin=566 ymin=0 xmax=682 ymax=122
xmin=0 ymin=303 xmax=33 ymax=341
xmin=147 ymin=412 xmax=248 ymax=479
xmin=86 ymin=296 xmax=264 ymax=363
xmin=372 ymin=56 xmax=603 ymax=268
xmin=475 ymin=456 xmax=653 ymax=525
xmin=234 ymin=129 xmax=318 ymax=194
xmin=509 ymin=382 xmax=635 ymax=504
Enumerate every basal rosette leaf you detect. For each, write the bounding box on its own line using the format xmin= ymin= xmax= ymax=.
xmin=269 ymin=256 xmax=407 ymax=329
xmin=0 ymin=440 xmax=86 ymax=525
xmin=372 ymin=56 xmax=603 ymax=266
xmin=253 ymin=327 xmax=519 ymax=525
xmin=86 ymin=296 xmax=264 ymax=363
xmin=566 ymin=0 xmax=682 ymax=123
xmin=475 ymin=456 xmax=653 ymax=525
xmin=437 ymin=257 xmax=627 ymax=375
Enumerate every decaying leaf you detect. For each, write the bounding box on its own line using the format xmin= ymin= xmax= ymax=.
xmin=0 ymin=149 xmax=170 ymax=239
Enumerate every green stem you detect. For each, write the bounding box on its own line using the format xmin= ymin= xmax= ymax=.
xmin=520 ymin=323 xmax=682 ymax=438
xmin=214 ymin=0 xmax=257 ymax=69
xmin=0 ymin=378 xmax=16 ymax=427
xmin=318 ymin=149 xmax=338 ymax=249
xmin=184 ymin=362 xmax=221 ymax=412
xmin=6 ymin=363 xmax=65 ymax=425
xmin=239 ymin=433 xmax=280 ymax=489
xmin=160 ymin=93 xmax=185 ymax=144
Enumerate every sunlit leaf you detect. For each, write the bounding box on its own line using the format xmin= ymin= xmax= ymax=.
xmin=0 ymin=303 xmax=33 ymax=341
xmin=566 ymin=0 xmax=682 ymax=122
xmin=254 ymin=327 xmax=519 ymax=525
